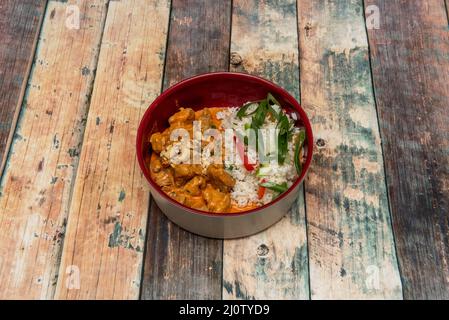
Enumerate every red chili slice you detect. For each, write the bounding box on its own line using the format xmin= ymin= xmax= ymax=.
xmin=234 ymin=135 xmax=255 ymax=171
xmin=257 ymin=178 xmax=267 ymax=199
xmin=257 ymin=186 xmax=266 ymax=199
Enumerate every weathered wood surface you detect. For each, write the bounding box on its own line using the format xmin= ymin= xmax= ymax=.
xmin=297 ymin=0 xmax=402 ymax=299
xmin=55 ymin=0 xmax=170 ymax=299
xmin=1 ymin=0 xmax=448 ymax=301
xmin=0 ymin=0 xmax=108 ymax=299
xmin=365 ymin=0 xmax=449 ymax=299
xmin=0 ymin=0 xmax=47 ymax=172
xmin=223 ymin=0 xmax=309 ymax=300
xmin=141 ymin=0 xmax=232 ymax=300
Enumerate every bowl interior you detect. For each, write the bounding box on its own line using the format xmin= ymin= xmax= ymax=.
xmin=136 ymin=72 xmax=313 ymax=216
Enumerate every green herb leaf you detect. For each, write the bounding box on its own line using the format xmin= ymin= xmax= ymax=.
xmin=277 ymin=136 xmax=288 ymax=164
xmin=250 ymin=100 xmax=268 ymax=153
xmin=267 ymin=93 xmax=281 ymax=107
xmin=277 ymin=113 xmax=291 ymax=164
xmin=260 ymin=181 xmax=289 ymax=193
xmin=251 ymin=100 xmax=268 ymax=130
xmin=235 ymin=94 xmax=285 ymax=158
xmin=277 ymin=113 xmax=290 ymax=134
xmin=236 ymin=102 xmax=259 ymax=119
xmin=294 ymin=130 xmax=306 ymax=175
xmin=256 ymin=130 xmax=265 ymax=159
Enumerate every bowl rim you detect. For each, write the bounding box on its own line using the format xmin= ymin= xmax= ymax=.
xmin=136 ymin=71 xmax=313 ymax=217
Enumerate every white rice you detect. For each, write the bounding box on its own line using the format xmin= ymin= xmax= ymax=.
xmin=217 ymin=105 xmax=299 ymax=207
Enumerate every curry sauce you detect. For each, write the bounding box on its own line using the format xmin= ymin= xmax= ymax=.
xmin=147 ymin=107 xmax=241 ymax=213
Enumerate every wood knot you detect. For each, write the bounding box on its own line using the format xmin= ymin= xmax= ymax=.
xmin=230 ymin=52 xmax=243 ymax=66
xmin=37 ymin=158 xmax=44 ymax=172
xmin=304 ymin=22 xmax=313 ymax=37
xmin=316 ymin=138 xmax=326 ymax=147
xmin=257 ymin=244 xmax=269 ymax=257
xmin=81 ymin=66 xmax=90 ymax=76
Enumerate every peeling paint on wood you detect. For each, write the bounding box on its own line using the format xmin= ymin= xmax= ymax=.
xmin=297 ymin=0 xmax=402 ymax=299
xmin=108 ymin=222 xmax=144 ymax=252
xmin=0 ymin=0 xmax=108 ymax=299
xmin=54 ymin=0 xmax=170 ymax=300
xmin=118 ymin=189 xmax=126 ymax=202
xmin=223 ymin=0 xmax=309 ymax=300
xmin=366 ymin=0 xmax=449 ymax=299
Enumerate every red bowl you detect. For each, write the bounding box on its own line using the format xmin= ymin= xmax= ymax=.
xmin=136 ymin=72 xmax=313 ymax=238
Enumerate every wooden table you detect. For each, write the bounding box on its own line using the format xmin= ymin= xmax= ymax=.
xmin=0 ymin=0 xmax=448 ymax=300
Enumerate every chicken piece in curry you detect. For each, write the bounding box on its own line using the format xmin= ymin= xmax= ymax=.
xmin=147 ymin=107 xmax=236 ymax=213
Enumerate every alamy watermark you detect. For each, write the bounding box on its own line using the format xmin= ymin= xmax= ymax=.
xmin=365 ymin=265 xmax=381 ymax=290
xmin=366 ymin=5 xmax=380 ymax=30
xmin=65 ymin=265 xmax=80 ymax=290
xmin=65 ymin=5 xmax=80 ymax=30
xmin=159 ymin=122 xmax=284 ymax=167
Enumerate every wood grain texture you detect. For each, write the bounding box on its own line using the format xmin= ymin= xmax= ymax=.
xmin=223 ymin=0 xmax=310 ymax=300
xmin=0 ymin=0 xmax=108 ymax=299
xmin=140 ymin=0 xmax=231 ymax=300
xmin=0 ymin=0 xmax=47 ymax=173
xmin=297 ymin=0 xmax=402 ymax=299
xmin=54 ymin=0 xmax=170 ymax=300
xmin=365 ymin=0 xmax=449 ymax=299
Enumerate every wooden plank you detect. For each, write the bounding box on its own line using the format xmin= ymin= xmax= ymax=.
xmin=297 ymin=0 xmax=402 ymax=299
xmin=0 ymin=0 xmax=108 ymax=299
xmin=140 ymin=0 xmax=231 ymax=300
xmin=365 ymin=0 xmax=449 ymax=299
xmin=54 ymin=0 xmax=170 ymax=299
xmin=222 ymin=0 xmax=310 ymax=300
xmin=0 ymin=0 xmax=47 ymax=173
